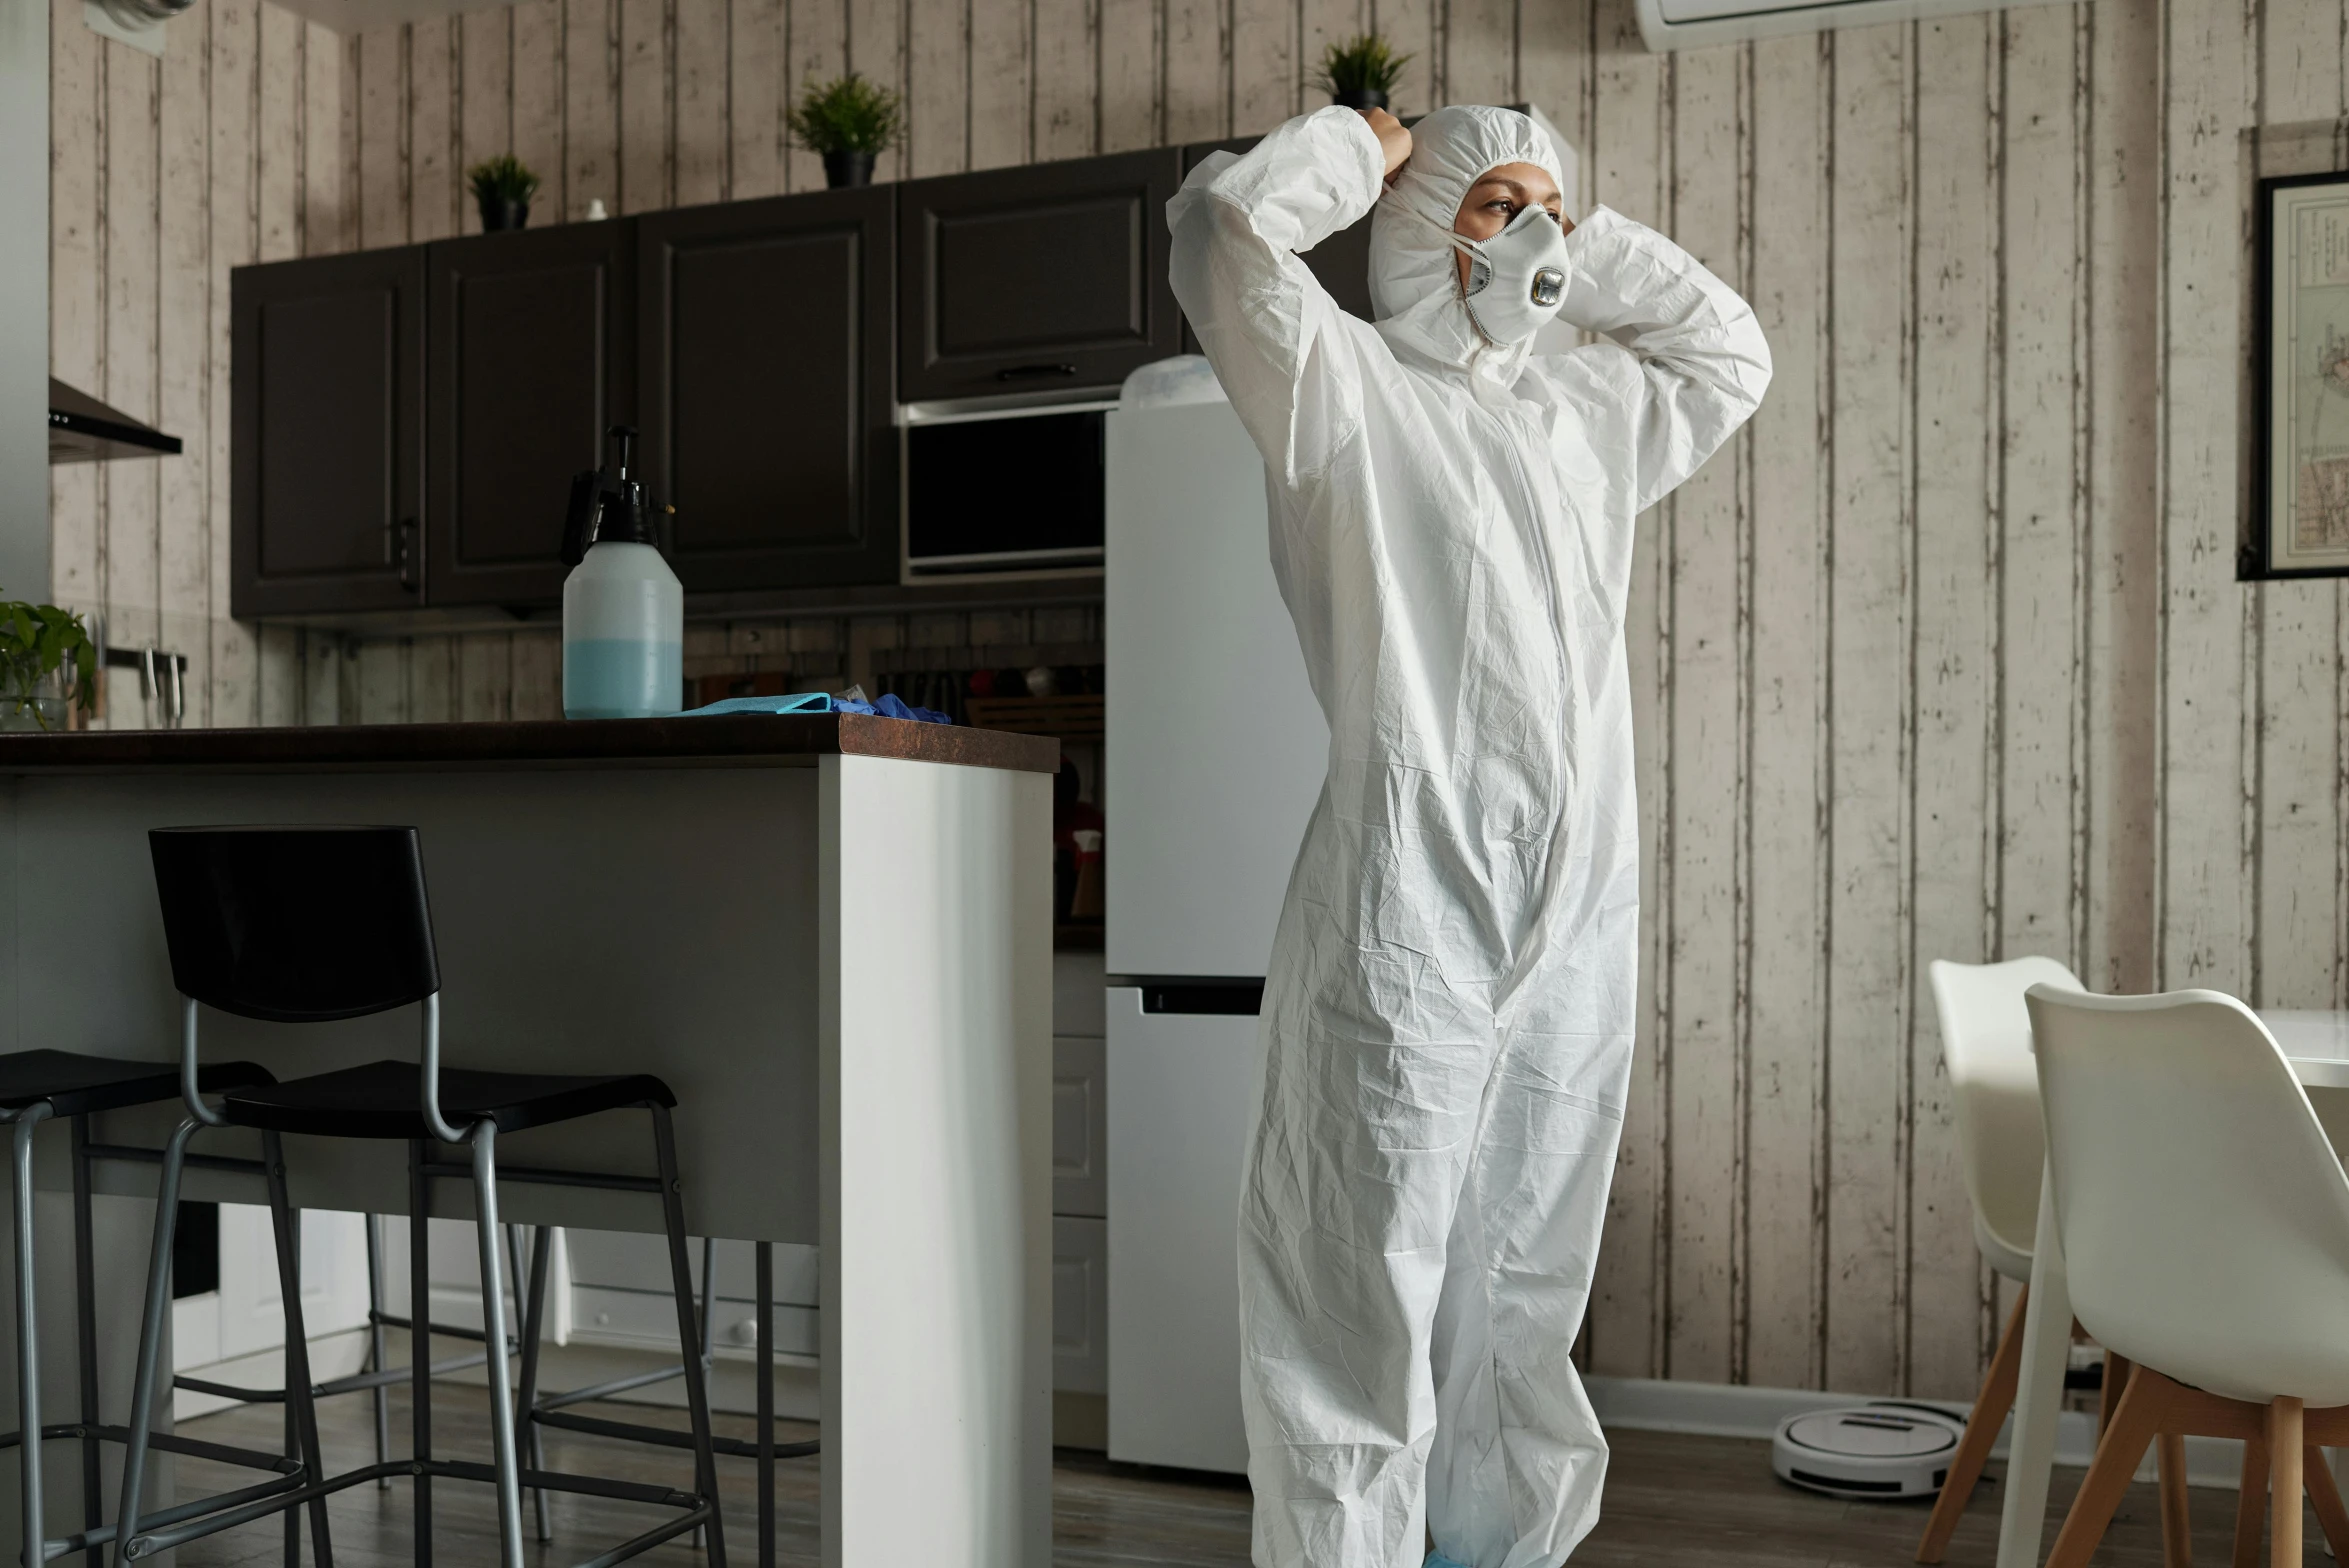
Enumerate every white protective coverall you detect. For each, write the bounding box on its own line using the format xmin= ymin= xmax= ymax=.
xmin=1167 ymin=106 xmax=1770 ymax=1568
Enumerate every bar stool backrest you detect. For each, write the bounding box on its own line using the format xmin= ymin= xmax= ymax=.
xmin=150 ymin=826 xmax=440 ymax=1021
xmin=2026 ymin=983 xmax=2349 ymax=1407
xmin=1929 ymin=955 xmax=2081 ymax=1280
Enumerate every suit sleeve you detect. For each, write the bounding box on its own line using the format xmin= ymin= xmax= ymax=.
xmin=1165 ymin=107 xmax=1387 ymax=491
xmin=1535 ymin=205 xmax=1773 ymax=513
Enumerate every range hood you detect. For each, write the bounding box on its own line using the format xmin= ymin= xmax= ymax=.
xmin=48 ymin=378 xmax=182 ymax=464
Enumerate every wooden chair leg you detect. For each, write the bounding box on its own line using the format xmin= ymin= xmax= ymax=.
xmin=2158 ymin=1432 xmax=2192 ymax=1568
xmin=2102 ymin=1349 xmax=2135 ymax=1438
xmin=2271 ymin=1400 xmax=2304 ymax=1568
xmin=2305 ymin=1445 xmax=2349 ymax=1562
xmin=2234 ymin=1423 xmax=2270 ymax=1568
xmin=1917 ymin=1286 xmax=2030 ymax=1565
xmin=2047 ymin=1365 xmax=2172 ymax=1568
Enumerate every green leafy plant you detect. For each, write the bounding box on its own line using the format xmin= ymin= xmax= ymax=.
xmin=1314 ymin=32 xmax=1412 ymax=98
xmin=0 ymin=599 xmax=97 ymax=731
xmin=787 ymin=73 xmax=904 ymax=156
xmin=467 ymin=154 xmax=541 ymax=206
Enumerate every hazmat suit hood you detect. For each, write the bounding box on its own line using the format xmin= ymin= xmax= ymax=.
xmin=1370 ymin=104 xmax=1567 ymax=380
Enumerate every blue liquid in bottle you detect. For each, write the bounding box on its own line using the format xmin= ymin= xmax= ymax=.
xmin=563 ymin=637 xmax=683 ymax=719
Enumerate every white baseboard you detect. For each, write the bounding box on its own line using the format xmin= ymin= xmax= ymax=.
xmin=1584 ymin=1375 xmax=2277 ymax=1492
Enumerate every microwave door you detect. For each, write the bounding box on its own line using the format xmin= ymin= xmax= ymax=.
xmin=905 ymin=407 xmax=1107 ymax=575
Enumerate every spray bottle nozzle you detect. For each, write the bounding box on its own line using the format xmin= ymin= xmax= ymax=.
xmin=561 ymin=425 xmax=658 ymax=568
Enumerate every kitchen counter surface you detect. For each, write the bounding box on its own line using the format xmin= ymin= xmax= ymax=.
xmin=0 ymin=712 xmax=1058 ymax=774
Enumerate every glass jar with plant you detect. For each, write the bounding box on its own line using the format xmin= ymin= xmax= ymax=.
xmin=469 ymin=154 xmax=541 ymax=232
xmin=787 ymin=73 xmax=904 ymax=189
xmin=1315 ymin=32 xmax=1412 ymax=112
xmin=0 ymin=599 xmax=98 ymax=733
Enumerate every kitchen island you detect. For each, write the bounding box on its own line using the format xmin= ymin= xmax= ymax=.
xmin=0 ymin=714 xmax=1056 ymax=1568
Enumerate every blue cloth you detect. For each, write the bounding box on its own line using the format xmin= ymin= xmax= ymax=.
xmin=682 ymin=693 xmax=833 ymax=716
xmin=1423 ymin=1556 xmax=1469 ymax=1568
xmin=681 ymin=691 xmax=951 ymax=724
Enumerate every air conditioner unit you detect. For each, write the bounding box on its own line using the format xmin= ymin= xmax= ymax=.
xmin=1636 ymin=0 xmax=2072 ymax=50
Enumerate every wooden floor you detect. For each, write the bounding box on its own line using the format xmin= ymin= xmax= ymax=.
xmin=161 ymin=1383 xmax=2320 ymax=1565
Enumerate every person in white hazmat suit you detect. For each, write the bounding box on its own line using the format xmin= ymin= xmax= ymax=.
xmin=1166 ymin=103 xmax=1771 ymax=1568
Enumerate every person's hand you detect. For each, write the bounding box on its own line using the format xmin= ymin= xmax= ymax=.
xmin=1359 ymin=107 xmax=1411 ymax=187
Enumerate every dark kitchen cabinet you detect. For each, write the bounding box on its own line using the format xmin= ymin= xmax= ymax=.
xmin=898 ymin=149 xmax=1183 ymax=401
xmin=231 ymin=246 xmax=426 ymax=616
xmin=637 ymin=187 xmax=898 ymax=591
xmin=425 ymin=223 xmax=635 ymax=608
xmin=1180 ymin=138 xmax=1376 ymax=337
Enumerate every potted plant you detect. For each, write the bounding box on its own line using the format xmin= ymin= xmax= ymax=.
xmin=1315 ymin=32 xmax=1411 ymax=112
xmin=468 ymin=154 xmax=541 ymax=232
xmin=0 ymin=598 xmax=97 ymax=732
xmin=787 ymin=73 xmax=904 ymax=188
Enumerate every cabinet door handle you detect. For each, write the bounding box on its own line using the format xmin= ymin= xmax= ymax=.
xmin=393 ymin=517 xmax=419 ymax=591
xmin=996 ymin=363 xmax=1078 ymax=381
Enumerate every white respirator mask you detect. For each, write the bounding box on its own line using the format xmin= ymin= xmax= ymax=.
xmin=1430 ymin=203 xmax=1570 ymax=345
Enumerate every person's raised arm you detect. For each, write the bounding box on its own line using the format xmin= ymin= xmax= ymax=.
xmin=1537 ymin=207 xmax=1772 ymax=513
xmin=1166 ymin=107 xmax=1405 ymax=489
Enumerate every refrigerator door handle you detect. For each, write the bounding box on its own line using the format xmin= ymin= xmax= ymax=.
xmin=1139 ymin=981 xmax=1265 ymax=1016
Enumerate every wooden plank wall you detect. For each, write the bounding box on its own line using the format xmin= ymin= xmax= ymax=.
xmin=50 ymin=0 xmax=357 ymax=726
xmin=46 ymin=0 xmax=2349 ymax=1398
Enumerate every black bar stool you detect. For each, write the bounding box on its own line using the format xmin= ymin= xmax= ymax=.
xmin=515 ymin=1232 xmax=819 ymax=1567
xmin=115 ymin=825 xmax=725 ymax=1568
xmin=176 ymin=1216 xmax=536 ymax=1495
xmin=0 ymin=1051 xmax=318 ymax=1567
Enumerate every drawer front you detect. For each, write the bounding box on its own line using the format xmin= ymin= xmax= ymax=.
xmin=1054 ymin=1034 xmax=1108 ymax=1217
xmin=1053 ymin=1215 xmax=1109 ymax=1395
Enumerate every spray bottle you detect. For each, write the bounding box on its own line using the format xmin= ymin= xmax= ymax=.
xmin=560 ymin=426 xmax=683 ymax=719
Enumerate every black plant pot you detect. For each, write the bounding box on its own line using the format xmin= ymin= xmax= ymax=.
xmin=823 ymin=150 xmax=877 ymax=189
xmin=478 ymin=195 xmax=531 ymax=232
xmin=1332 ymin=87 xmax=1389 ymax=111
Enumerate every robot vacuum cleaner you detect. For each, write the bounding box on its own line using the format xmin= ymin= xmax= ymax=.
xmin=1771 ymin=1401 xmax=1969 ymax=1500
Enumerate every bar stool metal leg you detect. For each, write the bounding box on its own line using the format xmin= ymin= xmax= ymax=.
xmin=367 ymin=1214 xmax=392 ymax=1489
xmin=13 ymin=1106 xmax=51 ymax=1568
xmin=282 ymin=1395 xmax=296 ymax=1568
xmin=467 ymin=1124 xmax=527 ymax=1568
xmin=757 ymin=1240 xmax=774 ymax=1568
xmin=115 ymin=1117 xmax=196 ymax=1561
xmin=261 ymin=1131 xmax=336 ymax=1568
xmin=652 ymin=1106 xmax=726 ymax=1568
xmin=690 ymin=1232 xmax=715 ymax=1553
xmin=514 ymin=1227 xmax=552 ymax=1543
xmin=408 ymin=1140 xmax=434 ymax=1568
xmin=502 ymin=1224 xmax=551 ymax=1541
xmin=71 ymin=1115 xmax=107 ymax=1568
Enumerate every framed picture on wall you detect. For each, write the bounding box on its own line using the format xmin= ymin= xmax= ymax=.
xmin=2252 ymin=171 xmax=2349 ymax=578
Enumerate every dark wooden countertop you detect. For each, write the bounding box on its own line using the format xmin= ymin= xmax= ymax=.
xmin=0 ymin=714 xmax=1060 ymax=775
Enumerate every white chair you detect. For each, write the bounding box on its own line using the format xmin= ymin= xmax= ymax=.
xmin=1915 ymin=955 xmax=2082 ymax=1563
xmin=2027 ymin=985 xmax=2349 ymax=1568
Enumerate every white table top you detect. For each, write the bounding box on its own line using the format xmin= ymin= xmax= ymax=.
xmin=2262 ymin=1009 xmax=2349 ymax=1089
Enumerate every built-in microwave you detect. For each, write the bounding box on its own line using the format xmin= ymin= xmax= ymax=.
xmin=900 ymin=392 xmax=1116 ymax=581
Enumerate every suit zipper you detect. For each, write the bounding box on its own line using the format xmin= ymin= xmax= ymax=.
xmin=1484 ymin=395 xmax=1576 ymax=1027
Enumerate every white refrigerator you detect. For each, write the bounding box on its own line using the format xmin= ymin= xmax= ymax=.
xmin=1103 ymin=381 xmax=1328 ymax=1475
